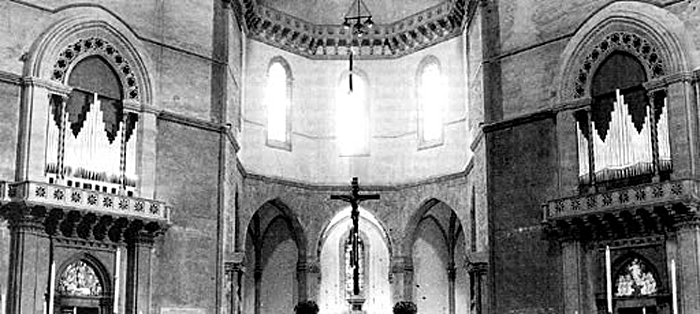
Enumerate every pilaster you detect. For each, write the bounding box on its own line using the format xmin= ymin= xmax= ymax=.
xmin=673 ymin=213 xmax=700 ymax=314
xmin=562 ymin=240 xmax=583 ymax=314
xmin=467 ymin=262 xmax=487 ymax=314
xmin=136 ymin=107 xmax=157 ymax=199
xmin=17 ymin=77 xmax=71 ymax=182
xmin=225 ymin=252 xmax=246 ymax=314
xmin=125 ymin=232 xmax=154 ymax=314
xmin=389 ymin=256 xmax=413 ymax=302
xmin=666 ymin=81 xmax=696 ymax=179
xmin=297 ymin=258 xmax=320 ymax=302
xmin=6 ymin=205 xmax=50 ymax=314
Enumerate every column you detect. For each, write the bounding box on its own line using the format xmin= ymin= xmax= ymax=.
xmin=225 ymin=258 xmax=246 ymax=314
xmin=125 ymin=232 xmax=154 ymax=314
xmin=674 ymin=212 xmax=700 ymax=313
xmin=134 ymin=104 xmax=157 ymax=199
xmin=557 ymin=109 xmax=582 ymax=196
xmin=666 ymin=82 xmax=696 ymax=179
xmin=17 ymin=77 xmax=72 ymax=182
xmin=468 ymin=262 xmax=487 ymax=314
xmin=254 ymin=266 xmax=262 ymax=314
xmin=6 ymin=205 xmax=51 ymax=314
xmin=647 ymin=91 xmax=660 ymax=181
xmin=447 ymin=262 xmax=456 ymax=314
xmin=389 ymin=256 xmax=413 ymax=302
xmin=562 ymin=240 xmax=583 ymax=314
xmin=296 ymin=258 xmax=320 ymax=302
xmin=119 ymin=110 xmax=138 ymax=192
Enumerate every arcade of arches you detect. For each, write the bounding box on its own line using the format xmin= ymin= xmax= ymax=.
xmin=3 ymin=1 xmax=700 ymax=314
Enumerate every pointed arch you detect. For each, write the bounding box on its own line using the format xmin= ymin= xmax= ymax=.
xmin=612 ymin=252 xmax=661 ymax=297
xmin=56 ymin=253 xmax=111 ymax=297
xmin=24 ymin=6 xmax=154 ymax=105
xmin=403 ymin=198 xmax=463 ymax=256
xmin=243 ymin=198 xmax=308 ymax=260
xmin=316 ymin=205 xmax=393 ymax=260
xmin=556 ymin=1 xmax=696 ymax=102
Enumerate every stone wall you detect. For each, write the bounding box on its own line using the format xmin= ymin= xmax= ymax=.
xmin=482 ymin=1 xmax=700 ymax=313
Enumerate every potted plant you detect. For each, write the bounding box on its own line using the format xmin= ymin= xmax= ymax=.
xmin=294 ymin=300 xmax=319 ymax=314
xmin=393 ymin=301 xmax=417 ymax=314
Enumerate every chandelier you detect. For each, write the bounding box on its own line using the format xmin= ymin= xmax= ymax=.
xmin=342 ymin=0 xmax=374 ymax=37
xmin=342 ymin=0 xmax=374 ymax=92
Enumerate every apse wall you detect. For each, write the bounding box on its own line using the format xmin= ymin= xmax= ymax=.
xmin=241 ymin=37 xmax=469 ymax=185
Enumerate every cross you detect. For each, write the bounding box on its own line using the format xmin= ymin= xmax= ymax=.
xmin=330 ymin=177 xmax=380 ymax=295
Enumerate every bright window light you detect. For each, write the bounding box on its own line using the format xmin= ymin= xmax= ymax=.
xmin=337 ymin=74 xmax=368 ymax=155
xmin=266 ymin=62 xmax=289 ymax=143
xmin=420 ymin=62 xmax=445 ymax=144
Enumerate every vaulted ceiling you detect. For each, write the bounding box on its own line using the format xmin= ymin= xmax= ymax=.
xmin=231 ymin=0 xmax=476 ymax=59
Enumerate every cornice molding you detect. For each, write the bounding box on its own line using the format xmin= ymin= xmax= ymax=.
xmin=0 ymin=71 xmax=22 ymax=86
xmin=244 ymin=169 xmax=468 ymax=192
xmin=235 ymin=0 xmax=471 ymax=59
xmin=482 ymin=109 xmax=556 ymax=133
xmin=22 ymin=76 xmax=73 ymax=95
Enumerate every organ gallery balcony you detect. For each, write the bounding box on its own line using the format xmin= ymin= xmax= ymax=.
xmin=0 ymin=181 xmax=169 ymax=241
xmin=542 ymin=179 xmax=700 ymax=239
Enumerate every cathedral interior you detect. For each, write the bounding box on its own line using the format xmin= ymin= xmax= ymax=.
xmin=1 ymin=0 xmax=700 ymax=314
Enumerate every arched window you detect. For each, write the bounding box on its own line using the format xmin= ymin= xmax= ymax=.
xmin=344 ymin=233 xmax=366 ymax=296
xmin=265 ymin=58 xmax=292 ymax=149
xmin=337 ymin=71 xmax=369 ymax=156
xmin=417 ymin=57 xmax=446 ymax=148
xmin=46 ymin=56 xmax=138 ymax=193
xmin=576 ymin=52 xmax=671 ymax=187
xmin=56 ymin=258 xmax=110 ymax=314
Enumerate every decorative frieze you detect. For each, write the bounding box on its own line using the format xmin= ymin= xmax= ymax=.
xmin=542 ymin=180 xmax=698 ymax=220
xmin=236 ymin=0 xmax=470 ymax=59
xmin=0 ymin=181 xmax=169 ymax=221
xmin=573 ymin=32 xmax=666 ymax=98
xmin=51 ymin=37 xmax=140 ymax=100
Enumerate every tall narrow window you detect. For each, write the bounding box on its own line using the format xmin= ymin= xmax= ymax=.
xmin=344 ymin=234 xmax=366 ymax=296
xmin=418 ymin=57 xmax=446 ymax=148
xmin=576 ymin=52 xmax=671 ymax=187
xmin=265 ymin=58 xmax=292 ymax=150
xmin=46 ymin=56 xmax=138 ymax=192
xmin=337 ymin=72 xmax=369 ymax=156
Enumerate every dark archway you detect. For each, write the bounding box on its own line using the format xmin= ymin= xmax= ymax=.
xmin=242 ymin=199 xmax=307 ymax=314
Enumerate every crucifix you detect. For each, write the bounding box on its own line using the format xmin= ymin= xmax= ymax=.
xmin=331 ymin=177 xmax=380 ymax=296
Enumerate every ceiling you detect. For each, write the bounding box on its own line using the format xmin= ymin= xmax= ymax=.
xmin=259 ymin=0 xmax=444 ymax=25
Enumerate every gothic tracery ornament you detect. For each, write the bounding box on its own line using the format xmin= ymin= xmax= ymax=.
xmin=51 ymin=37 xmax=140 ymax=100
xmin=574 ymin=32 xmax=665 ymax=98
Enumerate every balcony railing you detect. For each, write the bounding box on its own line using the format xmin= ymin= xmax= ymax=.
xmin=0 ymin=181 xmax=169 ymax=222
xmin=542 ymin=179 xmax=700 ymax=220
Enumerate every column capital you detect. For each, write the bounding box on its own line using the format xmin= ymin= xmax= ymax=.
xmin=225 ymin=261 xmax=246 ymax=274
xmin=467 ymin=261 xmax=488 ymax=275
xmin=4 ymin=203 xmax=47 ymax=235
xmin=22 ymin=76 xmax=72 ymax=96
xmin=122 ymin=99 xmax=141 ymax=113
xmin=390 ymin=256 xmax=413 ymax=273
xmin=447 ymin=262 xmax=457 ymax=279
xmin=297 ymin=260 xmax=320 ymax=273
xmin=674 ymin=212 xmax=700 ymax=232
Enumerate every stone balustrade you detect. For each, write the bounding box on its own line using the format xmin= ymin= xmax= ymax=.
xmin=542 ymin=179 xmax=700 ymax=220
xmin=0 ymin=181 xmax=169 ymax=222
